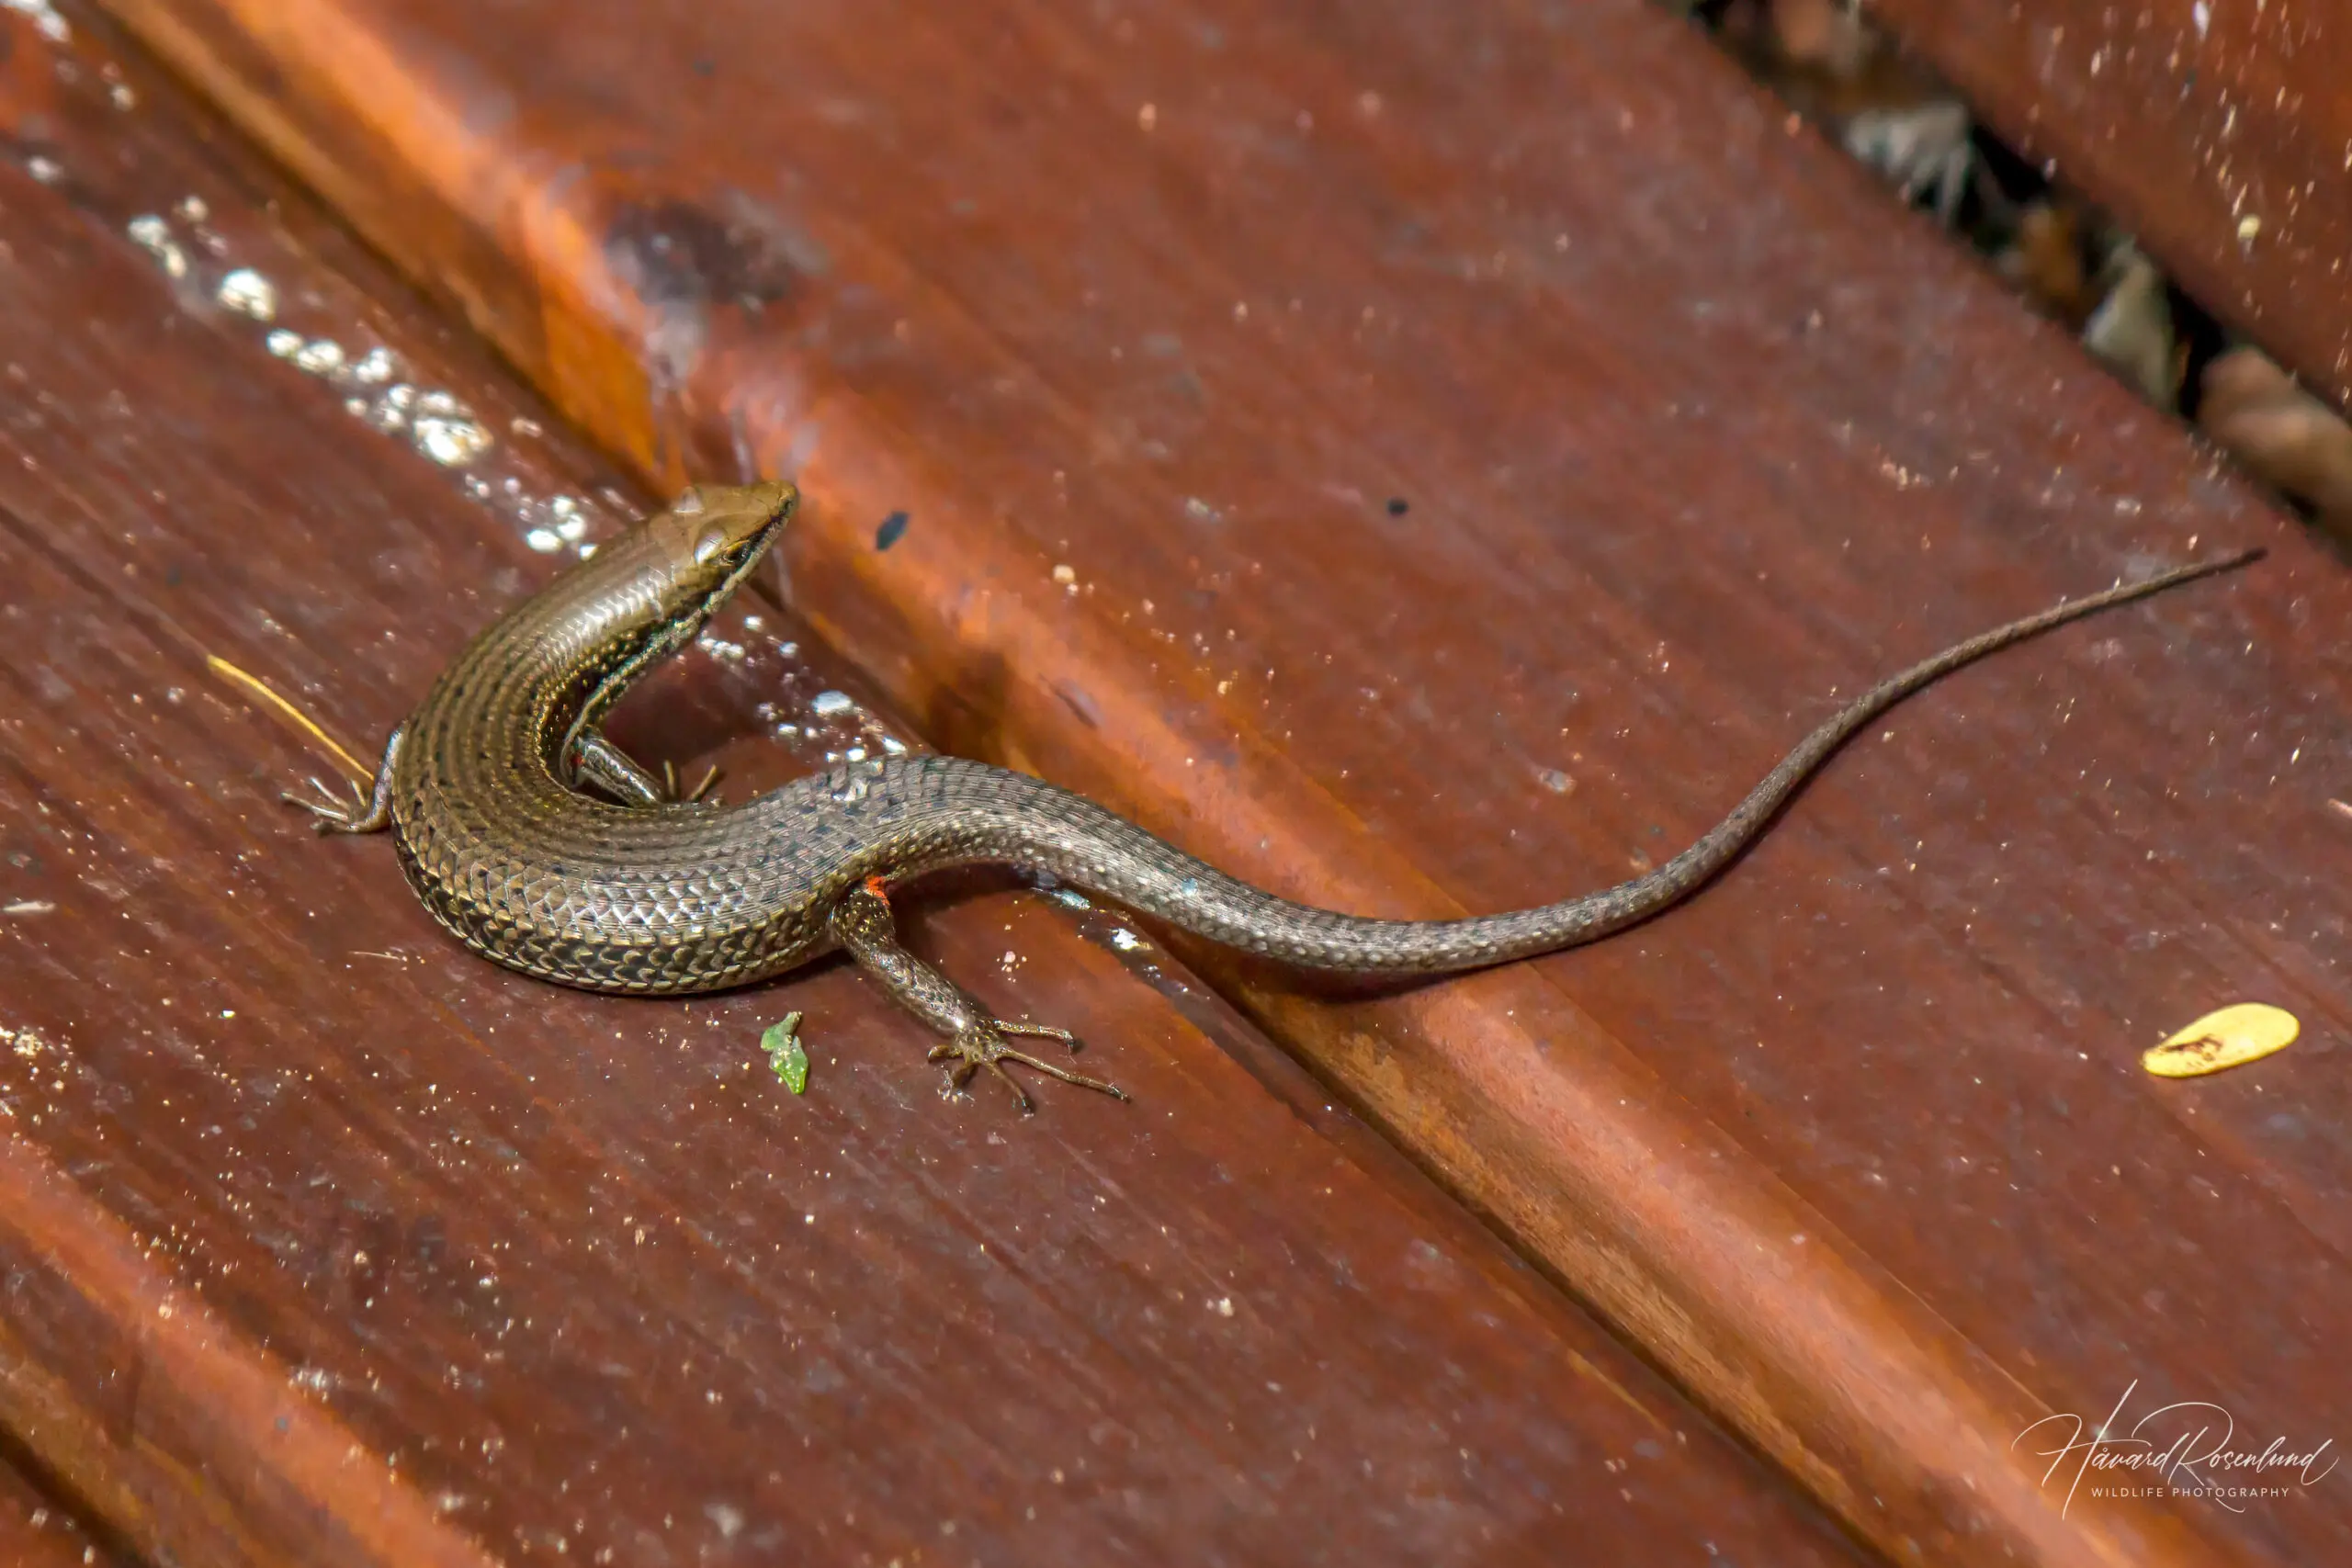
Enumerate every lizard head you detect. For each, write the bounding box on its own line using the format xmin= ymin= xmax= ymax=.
xmin=651 ymin=480 xmax=798 ymax=611
xmin=543 ymin=480 xmax=799 ymax=780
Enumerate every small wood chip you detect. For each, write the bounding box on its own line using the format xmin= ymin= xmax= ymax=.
xmin=2142 ymin=1003 xmax=2299 ymax=1078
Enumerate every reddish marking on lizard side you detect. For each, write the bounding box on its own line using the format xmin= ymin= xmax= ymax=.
xmin=863 ymin=875 xmax=890 ymax=903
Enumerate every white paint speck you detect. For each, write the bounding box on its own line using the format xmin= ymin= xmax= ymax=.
xmin=124 ymin=214 xmax=187 ymax=278
xmin=292 ymin=338 xmax=345 ymax=375
xmin=413 ymin=414 xmax=492 ymax=467
xmin=1 ymin=1 xmax=72 ymax=44
xmin=215 ymin=267 xmax=277 ymax=321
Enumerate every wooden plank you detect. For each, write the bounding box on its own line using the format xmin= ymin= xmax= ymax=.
xmin=0 ymin=1453 xmax=130 ymax=1568
xmin=0 ymin=6 xmax=1868 ymax=1565
xmin=128 ymin=1 xmax=2352 ymax=1563
xmin=90 ymin=0 xmax=2352 ymax=1562
xmin=1862 ymin=0 xmax=2352 ymax=412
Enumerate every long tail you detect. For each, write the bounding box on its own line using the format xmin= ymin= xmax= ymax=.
xmin=1024 ymin=547 xmax=2262 ymax=973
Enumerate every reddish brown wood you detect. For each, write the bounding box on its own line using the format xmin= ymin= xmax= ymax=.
xmin=87 ymin=1 xmax=2352 ymax=1562
xmin=1863 ymin=0 xmax=2352 ymax=412
xmin=79 ymin=0 xmax=2352 ymax=1562
xmin=0 ymin=1451 xmax=129 ymax=1568
xmin=0 ymin=7 xmax=1868 ymax=1565
xmin=0 ymin=1138 xmax=497 ymax=1567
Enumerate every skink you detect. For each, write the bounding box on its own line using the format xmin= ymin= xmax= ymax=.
xmin=291 ymin=481 xmax=2258 ymax=1108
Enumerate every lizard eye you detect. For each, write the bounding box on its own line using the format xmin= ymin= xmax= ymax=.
xmin=692 ymin=526 xmax=729 ymax=565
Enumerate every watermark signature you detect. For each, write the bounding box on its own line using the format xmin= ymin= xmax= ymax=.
xmin=2015 ymin=1381 xmax=2335 ymax=1516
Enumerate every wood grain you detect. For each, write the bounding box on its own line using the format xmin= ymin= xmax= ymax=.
xmin=1865 ymin=0 xmax=2352 ymax=413
xmin=82 ymin=0 xmax=2352 ymax=1562
xmin=0 ymin=6 xmax=1863 ymax=1564
xmin=0 ymin=1448 xmax=129 ymax=1568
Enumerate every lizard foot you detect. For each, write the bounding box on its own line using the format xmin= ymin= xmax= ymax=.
xmin=282 ymin=774 xmax=386 ymax=834
xmin=280 ymin=727 xmax=400 ymax=835
xmin=929 ymin=1020 xmax=1129 ymax=1114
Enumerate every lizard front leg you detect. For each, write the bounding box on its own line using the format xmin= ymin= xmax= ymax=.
xmin=570 ymin=732 xmax=720 ymax=807
xmin=827 ymin=877 xmax=1127 ymax=1112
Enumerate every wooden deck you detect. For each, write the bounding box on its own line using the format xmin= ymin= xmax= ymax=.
xmin=1871 ymin=0 xmax=2352 ymax=412
xmin=3 ymin=1 xmax=2346 ymax=1562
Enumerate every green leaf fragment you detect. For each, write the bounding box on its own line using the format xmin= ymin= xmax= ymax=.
xmin=761 ymin=1012 xmax=808 ymax=1094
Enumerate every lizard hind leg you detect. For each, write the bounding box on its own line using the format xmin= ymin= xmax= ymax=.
xmin=827 ymin=878 xmax=1129 ymax=1113
xmin=281 ymin=725 xmax=402 ymax=834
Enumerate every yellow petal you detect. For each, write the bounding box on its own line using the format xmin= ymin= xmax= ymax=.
xmin=2142 ymin=1003 xmax=2300 ymax=1078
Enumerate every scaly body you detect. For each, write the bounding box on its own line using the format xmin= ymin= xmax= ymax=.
xmin=292 ymin=482 xmax=2258 ymax=1108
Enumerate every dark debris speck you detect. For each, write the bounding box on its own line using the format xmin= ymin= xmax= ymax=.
xmin=876 ymin=510 xmax=910 ymax=551
xmin=1385 ymin=496 xmax=1410 ymax=517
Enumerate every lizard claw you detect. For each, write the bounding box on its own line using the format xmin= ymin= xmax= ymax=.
xmin=929 ymin=1019 xmax=1127 ymax=1113
xmin=282 ymin=775 xmax=369 ymax=833
xmin=659 ymin=759 xmax=725 ymax=807
xmin=278 ymin=731 xmax=397 ymax=835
